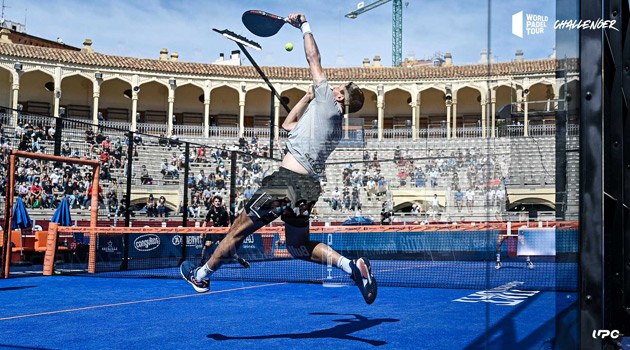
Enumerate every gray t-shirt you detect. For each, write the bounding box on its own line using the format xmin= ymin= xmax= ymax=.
xmin=286 ymin=79 xmax=343 ymax=178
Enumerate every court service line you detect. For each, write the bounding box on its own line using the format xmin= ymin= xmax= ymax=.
xmin=0 ymin=282 xmax=287 ymax=321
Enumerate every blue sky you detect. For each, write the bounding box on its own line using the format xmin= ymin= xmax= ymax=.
xmin=7 ymin=0 xmax=575 ymax=67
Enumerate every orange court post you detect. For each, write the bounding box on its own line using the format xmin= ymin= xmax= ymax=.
xmin=1 ymin=150 xmax=101 ymax=278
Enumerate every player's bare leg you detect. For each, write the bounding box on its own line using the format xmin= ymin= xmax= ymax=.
xmin=284 ymin=220 xmax=377 ymax=304
xmin=181 ymin=211 xmax=263 ymax=292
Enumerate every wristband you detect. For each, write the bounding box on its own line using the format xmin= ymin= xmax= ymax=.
xmin=301 ymin=22 xmax=312 ymax=37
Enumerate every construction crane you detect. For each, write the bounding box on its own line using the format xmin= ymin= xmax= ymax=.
xmin=345 ymin=0 xmax=404 ymax=66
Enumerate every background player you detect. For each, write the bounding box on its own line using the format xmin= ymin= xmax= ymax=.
xmin=495 ymin=232 xmax=534 ymax=270
xmin=200 ymin=195 xmax=249 ymax=268
xmin=181 ymin=12 xmax=377 ymax=304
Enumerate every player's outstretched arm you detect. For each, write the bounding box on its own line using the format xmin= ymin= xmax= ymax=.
xmin=282 ymin=86 xmax=313 ymax=131
xmin=288 ymin=13 xmax=325 ymax=85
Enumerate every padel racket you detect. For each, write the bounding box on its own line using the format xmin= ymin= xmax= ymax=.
xmin=242 ymin=10 xmax=289 ymax=37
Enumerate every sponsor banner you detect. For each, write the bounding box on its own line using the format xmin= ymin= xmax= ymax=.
xmin=97 ymin=235 xmax=122 ymax=260
xmin=128 ymin=233 xmax=264 ymax=258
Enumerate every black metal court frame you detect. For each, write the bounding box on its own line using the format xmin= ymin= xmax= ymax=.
xmin=579 ymin=0 xmax=630 ymax=348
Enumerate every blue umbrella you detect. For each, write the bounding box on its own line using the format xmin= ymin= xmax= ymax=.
xmin=11 ymin=197 xmax=32 ymax=258
xmin=51 ymin=196 xmax=72 ymax=226
xmin=12 ymin=197 xmax=32 ymax=230
xmin=341 ymin=216 xmax=375 ymax=226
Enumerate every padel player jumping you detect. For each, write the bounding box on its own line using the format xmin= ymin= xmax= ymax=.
xmin=181 ymin=13 xmax=377 ymax=304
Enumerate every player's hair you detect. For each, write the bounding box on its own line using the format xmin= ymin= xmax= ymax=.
xmin=212 ymin=195 xmax=223 ymax=203
xmin=345 ymin=82 xmax=365 ymax=114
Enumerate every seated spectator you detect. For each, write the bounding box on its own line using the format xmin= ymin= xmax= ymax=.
xmin=331 ymin=187 xmax=341 ymax=211
xmin=133 ymin=134 xmax=143 ymax=146
xmin=102 ymin=136 xmax=111 ymax=154
xmin=157 ymin=196 xmax=167 ymax=217
xmin=100 ymin=150 xmax=110 ymax=164
xmin=107 ymin=194 xmax=119 ymax=219
xmin=141 ymin=165 xmax=153 ymax=185
xmin=243 ymin=184 xmax=255 ymax=200
xmin=454 ymin=187 xmax=464 ymax=212
xmin=85 ymin=129 xmax=95 ymax=145
xmin=197 ymin=146 xmax=207 ymax=163
xmin=64 ymin=180 xmax=77 ymax=208
xmin=168 ymin=161 xmax=179 ymax=178
xmin=342 ymin=187 xmax=351 ymax=212
xmin=398 ymin=168 xmax=408 ymax=186
xmin=429 ymin=169 xmax=438 ymax=187
xmin=365 ymin=177 xmax=377 ymax=200
xmin=158 ymin=133 xmax=169 ymax=147
xmin=188 ymin=197 xmax=202 ymax=218
xmin=350 ymin=186 xmax=362 ymax=211
xmin=466 ymin=188 xmax=475 ymax=213
xmin=145 ymin=195 xmax=156 ymax=217
xmin=28 ymin=181 xmax=43 ymax=209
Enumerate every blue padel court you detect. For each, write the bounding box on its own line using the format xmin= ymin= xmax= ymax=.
xmin=0 ymin=275 xmax=576 ymax=350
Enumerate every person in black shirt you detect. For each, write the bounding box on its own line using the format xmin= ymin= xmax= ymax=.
xmin=199 ymin=196 xmax=249 ymax=268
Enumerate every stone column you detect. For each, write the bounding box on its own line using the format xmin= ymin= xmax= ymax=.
xmin=377 ymin=96 xmax=384 ymax=140
xmin=167 ymin=91 xmax=174 ymax=135
xmin=53 ymin=81 xmax=61 ymax=118
xmin=92 ymin=92 xmax=100 ymax=126
xmin=11 ymin=83 xmax=19 ymax=127
xmin=416 ymin=94 xmax=422 ymax=139
xmin=524 ymin=95 xmax=529 ymax=137
xmin=274 ymin=99 xmax=280 ymax=139
xmin=203 ymin=97 xmax=210 ymax=138
xmin=446 ymin=101 xmax=452 ymax=140
xmin=131 ymin=95 xmax=138 ymax=132
xmin=481 ymin=99 xmax=487 ymax=138
xmin=239 ymin=100 xmax=245 ymax=137
xmin=410 ymin=93 xmax=418 ymax=140
xmin=451 ymin=99 xmax=457 ymax=138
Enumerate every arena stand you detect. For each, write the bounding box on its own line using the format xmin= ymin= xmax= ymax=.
xmin=0 ymin=107 xmax=579 ymax=230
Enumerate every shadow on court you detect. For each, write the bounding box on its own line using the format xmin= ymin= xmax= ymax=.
xmin=207 ymin=312 xmax=399 ymax=346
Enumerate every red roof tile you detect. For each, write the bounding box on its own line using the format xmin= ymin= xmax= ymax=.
xmin=0 ymin=42 xmax=578 ymax=80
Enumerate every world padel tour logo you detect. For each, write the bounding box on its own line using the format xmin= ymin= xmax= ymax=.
xmin=512 ymin=10 xmax=618 ymax=37
xmin=512 ymin=11 xmax=548 ymax=37
xmin=453 ymin=281 xmax=539 ymax=305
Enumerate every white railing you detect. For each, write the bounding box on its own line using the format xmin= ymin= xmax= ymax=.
xmin=243 ymin=127 xmax=270 ymax=139
xmin=568 ymin=124 xmax=579 ymax=136
xmin=137 ymin=123 xmax=168 ymax=136
xmin=100 ymin=120 xmax=131 ymax=130
xmin=173 ymin=124 xmax=203 ymax=136
xmin=0 ymin=112 xmax=12 ymax=125
xmin=455 ymin=127 xmax=484 ymax=138
xmin=208 ymin=126 xmax=239 ymax=138
xmin=17 ymin=113 xmax=54 ymax=127
xmin=528 ymin=124 xmax=555 ymax=136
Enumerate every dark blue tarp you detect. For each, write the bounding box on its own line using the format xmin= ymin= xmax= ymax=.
xmin=341 ymin=217 xmax=375 ymax=226
xmin=12 ymin=197 xmax=32 ymax=229
xmin=51 ymin=197 xmax=72 ymax=226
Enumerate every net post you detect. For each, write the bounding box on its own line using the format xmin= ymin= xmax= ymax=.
xmin=1 ymin=153 xmax=15 ymax=278
xmin=42 ymin=222 xmax=59 ymax=276
xmin=88 ymin=164 xmax=100 ymax=274
xmin=121 ymin=131 xmax=134 ymax=271
xmin=180 ymin=142 xmax=190 ymax=264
